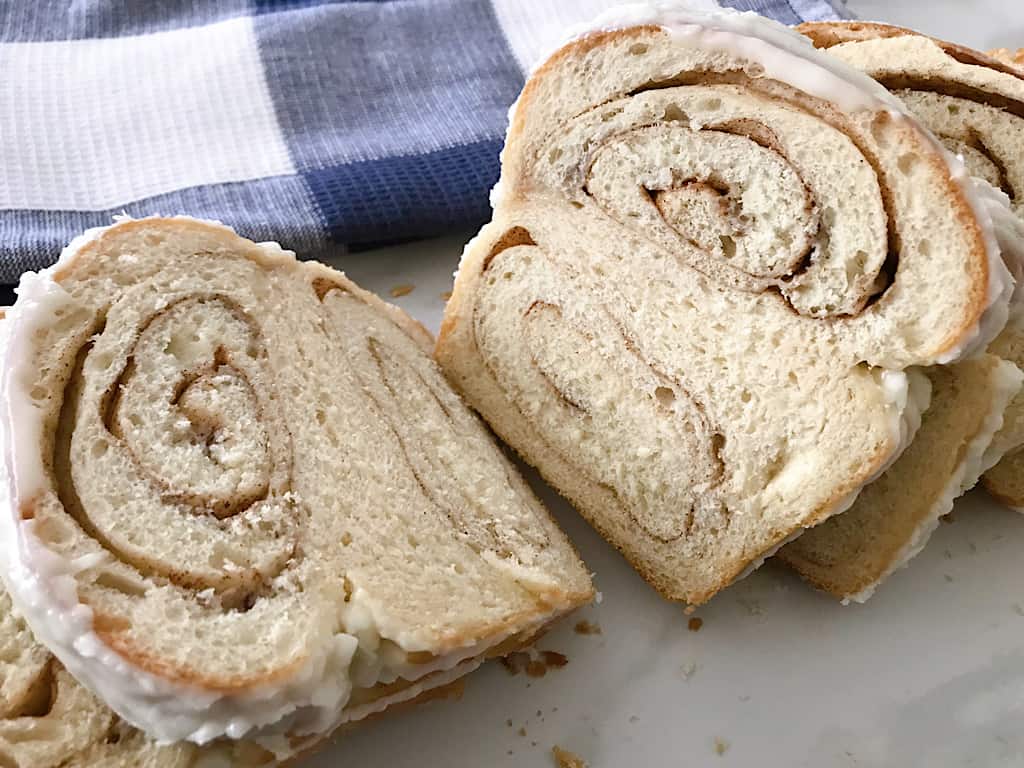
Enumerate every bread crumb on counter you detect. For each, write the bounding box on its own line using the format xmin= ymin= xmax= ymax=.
xmin=552 ymin=745 xmax=588 ymax=768
xmin=501 ymin=649 xmax=569 ymax=678
xmin=573 ymin=620 xmax=602 ymax=635
xmin=389 ymin=283 xmax=415 ymax=297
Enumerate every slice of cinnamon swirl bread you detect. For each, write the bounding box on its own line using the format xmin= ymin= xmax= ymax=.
xmin=436 ymin=6 xmax=1014 ymax=605
xmin=0 ymin=217 xmax=592 ymax=757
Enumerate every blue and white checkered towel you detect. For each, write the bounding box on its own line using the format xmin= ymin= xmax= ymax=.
xmin=0 ymin=0 xmax=848 ymax=282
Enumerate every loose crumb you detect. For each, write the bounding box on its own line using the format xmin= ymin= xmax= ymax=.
xmin=500 ymin=652 xmax=530 ymax=676
xmin=552 ymin=746 xmax=588 ymax=768
xmin=574 ymin=620 xmax=602 ymax=636
xmin=941 ymin=513 xmax=955 ymax=524
xmin=679 ymin=662 xmax=698 ymax=680
xmin=526 ymin=661 xmax=547 ymax=677
xmin=504 ymin=649 xmax=569 ymax=678
xmin=506 ymin=718 xmax=513 ymax=727
xmin=440 ymin=290 xmax=453 ymax=301
xmin=537 ymin=709 xmax=543 ymax=718
xmin=389 ymin=283 xmax=415 ymax=298
xmin=518 ymin=727 xmax=527 ymax=737
xmin=542 ymin=650 xmax=569 ymax=669
xmin=944 ymin=574 xmax=954 ymax=583
xmin=943 ymin=549 xmax=953 ymax=560
xmin=688 ymin=617 xmax=704 ymax=632
xmin=714 ymin=738 xmax=730 ymax=756
xmin=532 ymin=741 xmax=538 ymax=747
xmin=1014 ymin=603 xmax=1024 ymax=616
xmin=738 ymin=694 xmax=751 ymax=702
xmin=629 ymin=715 xmax=640 ymax=723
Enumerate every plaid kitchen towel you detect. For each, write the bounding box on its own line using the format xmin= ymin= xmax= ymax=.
xmin=0 ymin=0 xmax=848 ymax=282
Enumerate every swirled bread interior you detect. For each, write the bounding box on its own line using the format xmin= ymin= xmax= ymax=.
xmin=797 ymin=23 xmax=1024 ymax=507
xmin=437 ymin=18 xmax=999 ymax=604
xmin=2 ymin=218 xmax=591 ymax=742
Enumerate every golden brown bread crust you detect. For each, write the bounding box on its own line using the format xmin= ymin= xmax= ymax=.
xmin=981 ymin=452 xmax=1024 ymax=507
xmin=800 ymin=22 xmax=1024 ymax=82
xmin=53 ymin=218 xmax=437 ymax=357
xmin=506 ymin=26 xmax=659 ymax=148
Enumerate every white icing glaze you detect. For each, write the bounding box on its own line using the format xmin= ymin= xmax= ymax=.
xmin=573 ymin=3 xmax=903 ymax=111
xmin=731 ymin=527 xmax=805 ymax=585
xmin=0 ymin=217 xmax=546 ymax=754
xmin=191 ymin=659 xmax=481 ymax=768
xmin=820 ymin=367 xmax=932 ymax=519
xmin=872 ymin=368 xmax=932 ymax=484
xmin=843 ymin=358 xmax=1024 ymax=604
xmin=933 ymin=176 xmax=1016 ymax=363
xmin=977 ymin=182 xmax=1024 ymax=304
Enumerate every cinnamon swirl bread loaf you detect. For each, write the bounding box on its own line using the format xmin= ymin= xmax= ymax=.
xmin=436 ymin=7 xmax=1013 ymax=605
xmin=0 ymin=217 xmax=592 ymax=755
xmin=796 ymin=23 xmax=1024 ymax=509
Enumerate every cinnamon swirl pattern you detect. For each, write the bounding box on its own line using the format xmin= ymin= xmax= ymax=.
xmin=437 ymin=8 xmax=1011 ymax=604
xmin=795 ymin=25 xmax=1024 ymax=506
xmin=800 ymin=23 xmax=1024 ymax=216
xmin=0 ymin=218 xmax=592 ymax=750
